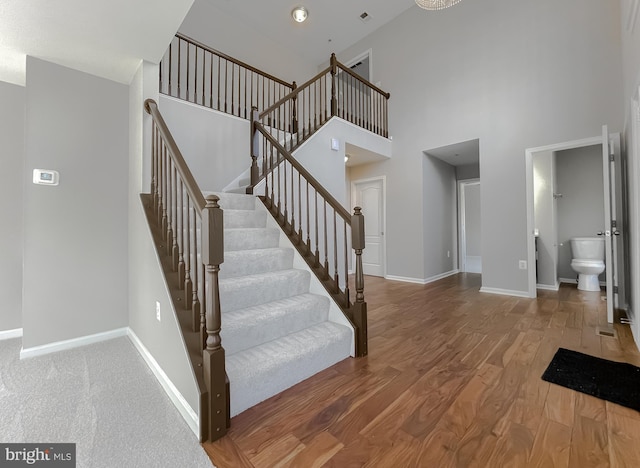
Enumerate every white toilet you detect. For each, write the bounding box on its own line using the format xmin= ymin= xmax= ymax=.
xmin=570 ymin=237 xmax=605 ymax=291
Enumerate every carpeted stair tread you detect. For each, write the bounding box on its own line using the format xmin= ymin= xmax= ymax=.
xmin=226 ymin=321 xmax=352 ymax=416
xmin=224 ymin=209 xmax=267 ymax=229
xmin=220 ymin=269 xmax=310 ymax=312
xmin=221 ymin=293 xmax=330 ymax=355
xmin=220 ymin=248 xmax=294 ymax=279
xmin=224 ymin=228 xmax=280 ymax=251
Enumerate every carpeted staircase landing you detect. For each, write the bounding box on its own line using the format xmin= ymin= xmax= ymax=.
xmin=210 ymin=192 xmax=352 ymax=417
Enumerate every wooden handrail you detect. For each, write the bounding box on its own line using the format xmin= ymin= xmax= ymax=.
xmin=175 ymin=33 xmax=294 ymax=89
xmin=255 ymin=123 xmax=351 ymax=222
xmin=145 ymin=99 xmax=206 ymax=212
xmin=258 ymin=66 xmax=332 ymax=121
xmin=144 ymin=98 xmax=228 ymax=442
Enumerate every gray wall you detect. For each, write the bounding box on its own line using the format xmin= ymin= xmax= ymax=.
xmin=555 ymin=145 xmax=604 ymax=280
xmin=0 ymin=81 xmax=25 ymax=331
xmin=334 ymin=0 xmax=623 ymax=291
xmin=22 ymin=57 xmax=129 ymax=348
xmin=456 ymin=163 xmax=480 ymax=181
xmin=178 ymin=0 xmax=316 ymax=85
xmin=159 ymin=95 xmax=250 ymax=192
xmin=423 ymin=155 xmax=456 ymax=279
xmin=464 ymin=183 xmax=481 ymax=258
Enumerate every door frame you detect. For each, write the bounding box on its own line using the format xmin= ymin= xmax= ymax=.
xmin=458 ymin=179 xmax=481 ymax=273
xmin=525 ymin=135 xmax=602 ymax=298
xmin=351 ymin=175 xmax=386 ymax=278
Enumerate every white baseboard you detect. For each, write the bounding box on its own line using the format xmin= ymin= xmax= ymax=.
xmin=20 ymin=327 xmax=128 ymax=359
xmin=386 ymin=269 xmax=460 ymax=285
xmin=480 ymin=287 xmax=532 ymax=298
xmin=537 ymin=282 xmax=560 ymax=291
xmin=0 ymin=328 xmax=23 ymax=341
xmin=127 ymin=329 xmax=199 ymax=439
xmin=559 ymin=277 xmax=577 ymax=284
xmin=424 ymin=269 xmax=460 ymax=284
xmin=384 ymin=274 xmax=425 ymax=284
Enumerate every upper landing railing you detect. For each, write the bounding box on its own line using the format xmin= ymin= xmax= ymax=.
xmin=160 ymin=33 xmax=294 ymax=120
xmin=159 ymin=35 xmax=390 ymax=140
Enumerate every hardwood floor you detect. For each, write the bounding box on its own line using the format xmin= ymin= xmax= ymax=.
xmin=202 ymin=274 xmax=640 ymax=467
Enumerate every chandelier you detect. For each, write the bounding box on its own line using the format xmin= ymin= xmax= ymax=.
xmin=415 ymin=0 xmax=462 ymax=10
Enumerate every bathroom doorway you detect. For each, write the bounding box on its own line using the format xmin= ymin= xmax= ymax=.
xmin=525 ymin=126 xmax=624 ymax=323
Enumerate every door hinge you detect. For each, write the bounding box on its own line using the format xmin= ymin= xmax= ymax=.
xmin=609 ymin=154 xmax=615 ymax=162
xmin=613 ymin=286 xmax=619 ymax=294
xmin=612 ymin=220 xmax=617 ymax=228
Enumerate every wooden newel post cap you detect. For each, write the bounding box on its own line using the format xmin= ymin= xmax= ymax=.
xmin=202 ymin=195 xmax=224 ymax=266
xmin=351 ymin=206 xmax=365 ymax=251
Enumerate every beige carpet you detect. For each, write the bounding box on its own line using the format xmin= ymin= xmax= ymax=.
xmin=0 ymin=336 xmax=213 ymax=468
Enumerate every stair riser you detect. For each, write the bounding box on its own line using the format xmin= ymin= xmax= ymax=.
xmin=224 ymin=228 xmax=280 ymax=251
xmin=221 ymin=294 xmax=330 ymax=355
xmin=220 ymin=270 xmax=310 ymax=312
xmin=220 ymin=248 xmax=294 ymax=279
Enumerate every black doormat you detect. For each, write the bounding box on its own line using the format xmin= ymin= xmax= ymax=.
xmin=542 ymin=347 xmax=640 ymax=412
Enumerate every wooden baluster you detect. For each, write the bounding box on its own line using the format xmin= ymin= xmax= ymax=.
xmin=314 ymin=190 xmax=319 ymax=265
xmin=292 ymin=81 xmax=298 ymax=135
xmin=330 ymin=53 xmax=337 ymax=117
xmin=151 ymin=124 xmax=157 ymax=212
xmin=201 ymin=196 xmax=227 ymax=441
xmin=343 ymin=220 xmax=349 ymax=305
xmin=333 ymin=210 xmax=339 ymax=291
xmin=184 ymin=196 xmax=193 ymax=307
xmin=324 ymin=200 xmax=329 ymax=273
xmin=186 ymin=42 xmax=190 ymax=102
xmin=202 ymin=48 xmax=206 ymax=106
xmin=192 ymin=207 xmax=200 ymax=332
xmin=177 ymin=38 xmax=181 ymax=98
xmin=168 ymin=41 xmax=173 ymax=96
xmin=306 ymin=181 xmax=311 ymax=251
xmin=209 ymin=54 xmax=214 ymax=109
xmin=250 ymin=107 xmax=259 ymax=192
xmin=351 ymin=206 xmax=367 ymax=357
xmin=298 ymin=171 xmax=302 ymax=240
xmin=178 ymin=180 xmax=186 ymax=288
xmin=161 ymin=146 xmax=168 ymax=238
xmin=217 ymin=56 xmax=221 ymax=111
xmin=171 ymin=167 xmax=179 ymax=269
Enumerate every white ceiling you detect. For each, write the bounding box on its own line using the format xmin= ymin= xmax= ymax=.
xmin=198 ymin=0 xmax=418 ymax=66
xmin=0 ymin=0 xmax=437 ymax=90
xmin=0 ymin=0 xmax=194 ymax=86
xmin=425 ymin=139 xmax=480 ymax=167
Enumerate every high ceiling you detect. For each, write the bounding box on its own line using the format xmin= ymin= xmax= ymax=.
xmin=205 ymin=0 xmax=417 ymax=66
xmin=0 ymin=0 xmax=432 ymax=87
xmin=0 ymin=0 xmax=194 ymax=86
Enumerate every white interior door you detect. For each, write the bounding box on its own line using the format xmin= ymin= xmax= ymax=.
xmin=352 ymin=178 xmax=385 ymax=277
xmin=601 ymin=125 xmax=616 ymax=323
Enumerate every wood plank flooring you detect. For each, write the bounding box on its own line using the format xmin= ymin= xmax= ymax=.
xmin=202 ymin=274 xmax=640 ymax=467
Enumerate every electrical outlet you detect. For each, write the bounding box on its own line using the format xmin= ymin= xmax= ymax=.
xmin=519 ymin=260 xmax=527 ymax=270
xmin=447 ymin=250 xmax=450 ymax=258
xmin=156 ymin=301 xmax=161 ymax=322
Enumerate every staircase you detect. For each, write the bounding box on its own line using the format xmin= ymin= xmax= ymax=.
xmin=213 ymin=192 xmax=352 ymax=416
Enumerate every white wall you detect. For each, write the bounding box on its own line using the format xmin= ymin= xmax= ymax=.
xmin=0 ymin=81 xmax=25 ymax=332
xmin=22 ymin=57 xmax=129 ymax=348
xmin=178 ymin=0 xmax=316 ymax=85
xmin=334 ymin=0 xmax=624 ymax=293
xmin=159 ymin=95 xmax=250 ymax=192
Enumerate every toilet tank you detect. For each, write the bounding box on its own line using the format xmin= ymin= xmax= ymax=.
xmin=570 ymin=237 xmax=605 ymax=260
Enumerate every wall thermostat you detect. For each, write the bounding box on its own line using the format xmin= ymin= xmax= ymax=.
xmin=33 ymin=169 xmax=59 ymax=186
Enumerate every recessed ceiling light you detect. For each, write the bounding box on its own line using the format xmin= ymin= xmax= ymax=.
xmin=292 ymin=6 xmax=308 ymax=23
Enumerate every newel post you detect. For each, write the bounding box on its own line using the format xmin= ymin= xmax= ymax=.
xmin=291 ymin=81 xmax=298 ymax=134
xmin=330 ymin=53 xmax=338 ymax=117
xmin=249 ymin=106 xmax=260 ymax=194
xmin=201 ymin=194 xmax=228 ymax=440
xmin=351 ymin=207 xmax=368 ymax=357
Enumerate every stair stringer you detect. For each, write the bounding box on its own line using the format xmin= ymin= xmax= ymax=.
xmin=254 ymin=197 xmax=356 ymax=357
